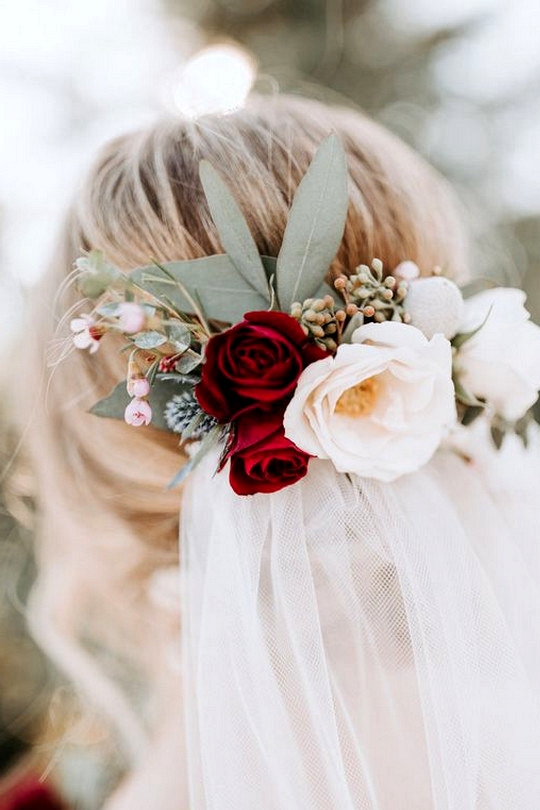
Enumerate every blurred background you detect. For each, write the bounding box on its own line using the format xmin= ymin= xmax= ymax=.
xmin=1 ymin=0 xmax=540 ymax=805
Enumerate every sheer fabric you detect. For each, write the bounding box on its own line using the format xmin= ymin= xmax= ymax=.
xmin=181 ymin=424 xmax=540 ymax=809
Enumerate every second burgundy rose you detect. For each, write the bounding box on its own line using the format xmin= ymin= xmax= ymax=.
xmin=227 ymin=410 xmax=310 ymax=495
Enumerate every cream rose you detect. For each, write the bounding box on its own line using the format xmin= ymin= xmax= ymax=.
xmin=455 ymin=288 xmax=540 ymax=421
xmin=284 ymin=322 xmax=456 ymax=482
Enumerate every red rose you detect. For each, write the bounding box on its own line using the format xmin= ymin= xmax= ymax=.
xmin=196 ymin=311 xmax=327 ymax=422
xmin=228 ymin=410 xmax=310 ymax=495
xmin=0 ymin=778 xmax=66 ymax=810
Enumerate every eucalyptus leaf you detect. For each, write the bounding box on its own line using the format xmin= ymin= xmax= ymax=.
xmin=341 ymin=312 xmax=365 ymax=344
xmin=516 ymin=424 xmax=530 ymax=449
xmin=76 ymin=250 xmax=122 ymax=299
xmin=490 ymin=423 xmax=505 ymax=451
xmin=89 ymin=382 xmax=125 ymax=421
xmin=314 ymin=281 xmax=345 ymax=308
xmin=181 ymin=411 xmax=206 ymax=442
xmin=157 ymin=372 xmax=200 ymax=384
xmin=199 ymin=160 xmax=269 ymax=298
xmin=261 ymin=255 xmax=277 ymax=278
xmin=276 ymin=134 xmax=349 ymax=310
xmin=453 ymin=377 xmax=485 ymax=408
xmin=452 ymin=306 xmax=493 ymax=350
xmin=514 ymin=411 xmax=532 ymax=448
xmin=96 ymin=302 xmax=121 ymax=317
xmin=460 ymin=278 xmax=497 ymax=300
xmin=90 ymin=377 xmax=193 ymax=431
xmin=130 ymin=254 xmax=269 ymax=325
xmin=174 ymin=351 xmax=203 ymax=374
xmin=166 ymin=322 xmax=191 ymax=352
xmin=167 ymin=425 xmax=223 ymax=489
xmin=133 ymin=331 xmax=168 ymax=350
xmin=460 ymin=404 xmax=484 ymax=427
xmin=147 ymin=359 xmax=160 ymax=386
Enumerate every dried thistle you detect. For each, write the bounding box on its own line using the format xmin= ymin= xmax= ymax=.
xmin=165 ymin=391 xmax=218 ymax=439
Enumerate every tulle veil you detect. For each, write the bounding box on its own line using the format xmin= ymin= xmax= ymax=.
xmin=180 ymin=423 xmax=540 ymax=809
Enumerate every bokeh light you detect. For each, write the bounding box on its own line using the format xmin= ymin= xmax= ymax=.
xmin=171 ymin=44 xmax=257 ymax=118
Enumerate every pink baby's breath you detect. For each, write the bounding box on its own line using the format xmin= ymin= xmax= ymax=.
xmin=127 ymin=377 xmax=151 ymax=398
xmin=124 ymin=398 xmax=152 ymax=427
xmin=70 ymin=314 xmax=101 ymax=353
xmin=118 ymin=302 xmax=146 ymax=334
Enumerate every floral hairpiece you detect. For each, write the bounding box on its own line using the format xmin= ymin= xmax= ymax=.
xmin=70 ymin=135 xmax=540 ymax=495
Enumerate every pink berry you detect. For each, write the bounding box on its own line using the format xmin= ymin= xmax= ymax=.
xmin=118 ymin=302 xmax=146 ymax=334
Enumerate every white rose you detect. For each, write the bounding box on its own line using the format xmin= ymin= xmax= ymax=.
xmin=284 ymin=322 xmax=456 ymax=482
xmin=455 ymin=288 xmax=540 ymax=421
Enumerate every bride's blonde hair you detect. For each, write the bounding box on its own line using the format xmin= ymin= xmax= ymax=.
xmin=13 ymin=94 xmax=468 ymax=763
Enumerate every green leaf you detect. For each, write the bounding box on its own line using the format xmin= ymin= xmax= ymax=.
xmin=181 ymin=411 xmax=206 ymax=442
xmin=460 ymin=278 xmax=497 ymax=300
xmin=90 ymin=378 xmax=193 ymax=431
xmin=314 ymin=281 xmax=345 ymax=308
xmin=452 ymin=306 xmax=493 ymax=350
xmin=165 ymin=323 xmax=191 ymax=353
xmin=167 ymin=425 xmax=223 ymax=489
xmin=130 ymin=254 xmax=269 ymax=325
xmin=96 ymin=302 xmax=121 ymax=317
xmin=514 ymin=410 xmax=533 ymax=448
xmin=453 ymin=377 xmax=485 ymax=408
xmin=174 ymin=351 xmax=203 ymax=375
xmin=341 ymin=312 xmax=365 ymax=344
xmin=490 ymin=423 xmax=505 ymax=451
xmin=76 ymin=250 xmax=122 ymax=299
xmin=133 ymin=331 xmax=167 ymax=350
xmin=460 ymin=405 xmax=484 ymax=427
xmin=276 ymin=134 xmax=349 ymax=311
xmin=89 ymin=382 xmax=129 ymax=422
xmin=199 ymin=160 xmax=269 ymax=298
xmin=261 ymin=255 xmax=277 ymax=277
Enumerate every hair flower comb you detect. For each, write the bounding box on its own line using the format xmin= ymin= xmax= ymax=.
xmin=69 ymin=135 xmax=540 ymax=494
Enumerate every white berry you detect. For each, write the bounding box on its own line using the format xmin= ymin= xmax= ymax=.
xmin=394 ymin=261 xmax=420 ymax=281
xmin=404 ymin=277 xmax=464 ymax=340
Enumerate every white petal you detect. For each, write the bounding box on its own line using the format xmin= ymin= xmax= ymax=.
xmin=70 ymin=317 xmax=91 ymax=333
xmin=73 ymin=331 xmax=93 ymax=349
xmin=352 ymin=321 xmax=430 ymax=349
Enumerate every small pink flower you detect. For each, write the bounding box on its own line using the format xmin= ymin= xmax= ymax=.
xmin=127 ymin=377 xmax=151 ymax=398
xmin=118 ymin=302 xmax=146 ymax=334
xmin=70 ymin=314 xmax=101 ymax=353
xmin=124 ymin=398 xmax=152 ymax=427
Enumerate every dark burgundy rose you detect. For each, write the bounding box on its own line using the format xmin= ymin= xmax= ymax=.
xmin=0 ymin=778 xmax=66 ymax=810
xmin=228 ymin=409 xmax=310 ymax=495
xmin=196 ymin=311 xmax=327 ymax=422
